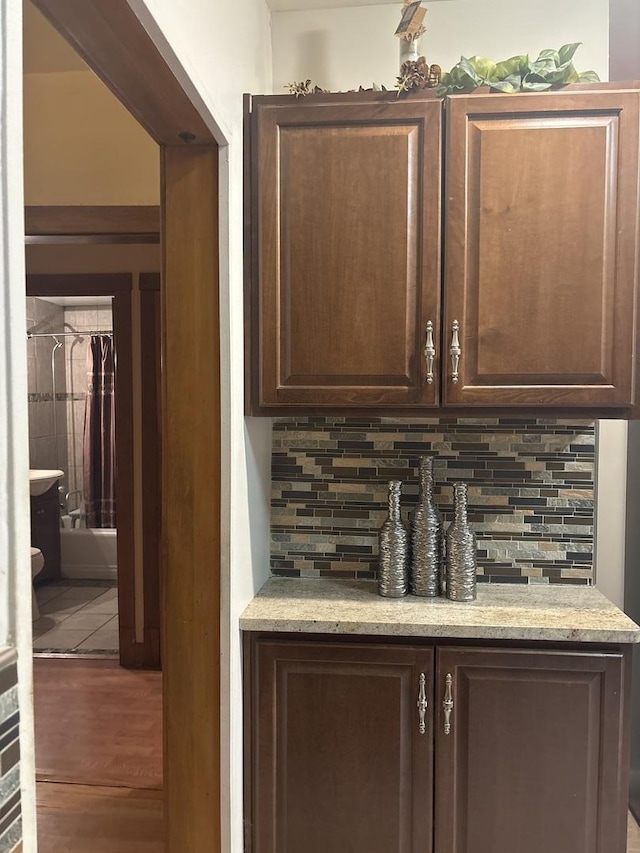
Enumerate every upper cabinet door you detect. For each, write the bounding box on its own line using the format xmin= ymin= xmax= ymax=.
xmin=444 ymin=89 xmax=640 ymax=408
xmin=251 ymin=96 xmax=442 ymax=409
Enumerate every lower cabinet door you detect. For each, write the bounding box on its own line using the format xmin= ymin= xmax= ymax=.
xmin=250 ymin=640 xmax=434 ymax=853
xmin=30 ymin=483 xmax=61 ymax=581
xmin=435 ymin=647 xmax=628 ymax=853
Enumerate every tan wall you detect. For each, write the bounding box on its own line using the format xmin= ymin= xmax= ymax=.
xmin=24 ymin=70 xmax=160 ymax=206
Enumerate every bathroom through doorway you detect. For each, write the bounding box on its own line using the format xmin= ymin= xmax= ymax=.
xmin=25 ymin=260 xmax=162 ymax=668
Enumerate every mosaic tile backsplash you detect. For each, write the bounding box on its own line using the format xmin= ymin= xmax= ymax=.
xmin=271 ymin=418 xmax=596 ymax=585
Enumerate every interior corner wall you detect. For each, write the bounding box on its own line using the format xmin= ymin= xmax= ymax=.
xmin=595 ymin=420 xmax=628 ymax=608
xmin=2 ymin=0 xmax=36 ymax=848
xmin=625 ymin=420 xmax=640 ymax=816
xmin=124 ymin=2 xmax=273 ymax=851
xmin=271 ymin=0 xmax=609 ymax=93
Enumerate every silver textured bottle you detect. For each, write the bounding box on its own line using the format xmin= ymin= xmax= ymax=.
xmin=445 ymin=482 xmax=477 ymax=602
xmin=378 ymin=480 xmax=409 ymax=598
xmin=410 ymin=456 xmax=443 ymax=597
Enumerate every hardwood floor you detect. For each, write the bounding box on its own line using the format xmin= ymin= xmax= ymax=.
xmin=34 ymin=658 xmax=162 ymax=789
xmin=34 ymin=658 xmax=163 ymax=850
xmin=31 ymin=658 xmax=640 ymax=851
xmin=37 ymin=783 xmax=163 ymax=853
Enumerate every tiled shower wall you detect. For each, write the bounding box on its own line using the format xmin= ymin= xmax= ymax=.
xmin=26 ymin=300 xmax=114 ymax=502
xmin=271 ymin=418 xmax=595 ymax=585
xmin=63 ymin=304 xmax=113 ymax=499
xmin=26 ymin=297 xmax=68 ymax=474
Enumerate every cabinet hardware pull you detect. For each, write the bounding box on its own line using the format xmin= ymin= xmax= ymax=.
xmin=443 ymin=673 xmax=454 ymax=735
xmin=424 ymin=321 xmax=436 ymax=385
xmin=450 ymin=320 xmax=461 ymax=384
xmin=417 ymin=672 xmax=428 ymax=734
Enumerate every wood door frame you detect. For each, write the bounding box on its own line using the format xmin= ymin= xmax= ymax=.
xmin=30 ymin=2 xmax=222 ymax=849
xmin=25 ymin=272 xmax=149 ymax=669
xmin=27 ymin=267 xmax=163 ymax=672
xmin=25 ymin=205 xmax=160 ymax=238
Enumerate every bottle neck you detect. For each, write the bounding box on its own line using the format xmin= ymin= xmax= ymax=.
xmin=453 ymin=484 xmax=468 ymax=524
xmin=418 ymin=457 xmax=434 ymax=502
xmin=388 ymin=481 xmax=402 ymax=521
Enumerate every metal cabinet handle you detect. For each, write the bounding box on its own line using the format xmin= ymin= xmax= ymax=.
xmin=417 ymin=672 xmax=428 ymax=734
xmin=424 ymin=321 xmax=436 ymax=385
xmin=443 ymin=673 xmax=454 ymax=735
xmin=450 ymin=320 xmax=461 ymax=384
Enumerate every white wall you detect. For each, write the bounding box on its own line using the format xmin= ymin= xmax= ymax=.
xmin=1 ymin=1 xmax=37 ymax=848
xmin=125 ymin=2 xmax=273 ymax=851
xmin=271 ymin=0 xmax=609 ymax=93
xmin=594 ymin=421 xmax=628 ymax=608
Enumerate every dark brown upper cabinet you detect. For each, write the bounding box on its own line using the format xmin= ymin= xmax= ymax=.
xmin=247 ymin=92 xmax=443 ymax=410
xmin=444 ymin=89 xmax=640 ymax=408
xmin=246 ymin=85 xmax=640 ymax=416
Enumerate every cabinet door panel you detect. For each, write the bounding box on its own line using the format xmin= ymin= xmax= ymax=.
xmin=254 ymin=98 xmax=442 ymax=408
xmin=30 ymin=482 xmax=61 ymax=581
xmin=444 ymin=90 xmax=640 ymax=407
xmin=435 ymin=647 xmax=628 ymax=853
xmin=251 ymin=640 xmax=434 ymax=853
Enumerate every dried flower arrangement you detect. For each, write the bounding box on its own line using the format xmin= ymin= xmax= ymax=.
xmin=285 ymin=79 xmax=328 ymax=98
xmin=396 ymin=58 xmax=441 ymax=94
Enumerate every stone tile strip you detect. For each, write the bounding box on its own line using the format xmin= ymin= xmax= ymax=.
xmin=0 ymin=652 xmax=20 ymax=852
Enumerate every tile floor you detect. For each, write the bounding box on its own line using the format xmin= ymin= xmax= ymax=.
xmin=33 ymin=581 xmax=119 ymax=654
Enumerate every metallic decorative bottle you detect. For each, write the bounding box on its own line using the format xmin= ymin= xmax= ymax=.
xmin=445 ymin=482 xmax=477 ymax=602
xmin=410 ymin=456 xmax=443 ymax=597
xmin=378 ymin=480 xmax=409 ymax=598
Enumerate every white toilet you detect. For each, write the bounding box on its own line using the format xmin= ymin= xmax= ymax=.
xmin=30 ymin=547 xmax=44 ymax=621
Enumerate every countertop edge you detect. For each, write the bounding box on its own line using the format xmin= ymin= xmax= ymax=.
xmin=239 ymin=578 xmax=640 ymax=644
xmin=238 ymin=617 xmax=640 ymax=644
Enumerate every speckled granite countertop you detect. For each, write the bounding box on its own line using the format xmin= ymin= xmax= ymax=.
xmin=240 ymin=578 xmax=640 ymax=644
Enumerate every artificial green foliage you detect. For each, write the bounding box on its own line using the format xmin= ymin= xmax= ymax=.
xmin=436 ymin=43 xmax=600 ymax=96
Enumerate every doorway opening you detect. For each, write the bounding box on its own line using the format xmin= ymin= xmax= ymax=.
xmin=23 ymin=1 xmax=166 ymax=845
xmin=27 ymin=290 xmax=119 ymax=656
xmin=25 ymin=255 xmax=162 ymax=665
xmin=22 ymin=0 xmax=223 ymax=847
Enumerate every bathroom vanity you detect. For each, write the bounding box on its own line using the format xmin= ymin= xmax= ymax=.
xmin=241 ymin=580 xmax=640 ymax=853
xmin=29 ymin=474 xmax=63 ymax=581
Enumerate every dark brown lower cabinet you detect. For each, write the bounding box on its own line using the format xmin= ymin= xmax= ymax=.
xmin=249 ymin=640 xmax=434 ymax=853
xmin=435 ymin=647 xmax=628 ymax=853
xmin=245 ymin=637 xmax=631 ymax=853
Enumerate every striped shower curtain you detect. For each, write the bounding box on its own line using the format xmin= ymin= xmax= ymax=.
xmin=83 ymin=335 xmax=116 ymax=528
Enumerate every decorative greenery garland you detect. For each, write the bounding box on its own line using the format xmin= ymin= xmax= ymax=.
xmin=286 ymin=43 xmax=599 ymax=98
xmin=435 ymin=43 xmax=600 ymax=96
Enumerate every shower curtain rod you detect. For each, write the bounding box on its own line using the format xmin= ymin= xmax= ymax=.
xmin=26 ymin=330 xmax=113 ymax=339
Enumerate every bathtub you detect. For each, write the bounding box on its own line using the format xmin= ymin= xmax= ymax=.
xmin=60 ymin=527 xmax=117 ymax=581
